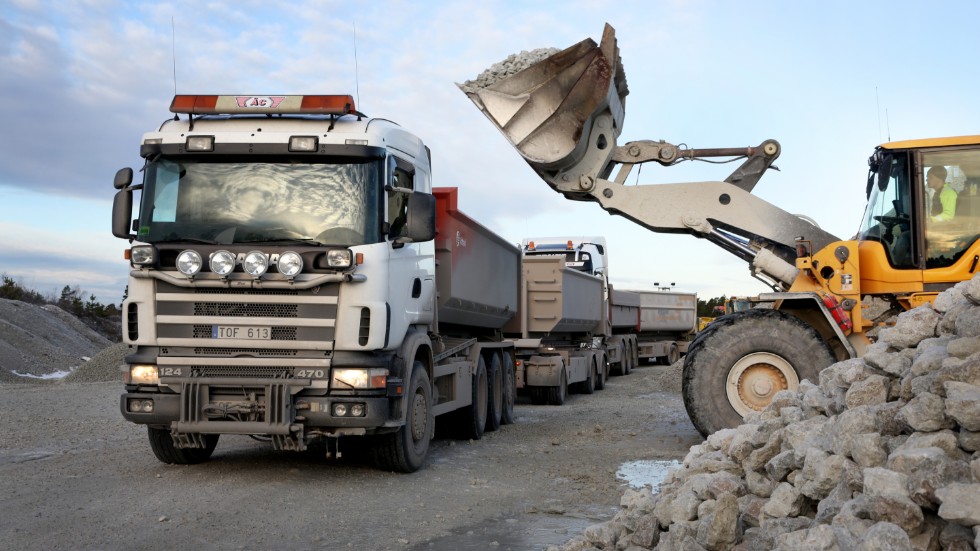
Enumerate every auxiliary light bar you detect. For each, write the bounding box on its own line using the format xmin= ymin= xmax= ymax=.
xmin=170 ymin=95 xmax=356 ymax=115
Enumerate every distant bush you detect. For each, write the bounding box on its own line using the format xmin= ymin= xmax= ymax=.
xmin=1 ymin=275 xmax=121 ymax=341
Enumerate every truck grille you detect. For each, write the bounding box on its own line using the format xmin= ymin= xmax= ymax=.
xmin=190 ymin=365 xmax=293 ymax=378
xmin=154 ymin=281 xmax=338 ymax=355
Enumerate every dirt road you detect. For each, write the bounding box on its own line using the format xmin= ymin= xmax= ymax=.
xmin=0 ymin=363 xmax=701 ymax=551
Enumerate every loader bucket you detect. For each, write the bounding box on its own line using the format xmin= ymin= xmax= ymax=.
xmin=459 ymin=23 xmax=628 ymax=172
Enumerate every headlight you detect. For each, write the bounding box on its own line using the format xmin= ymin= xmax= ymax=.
xmin=130 ymin=364 xmax=159 ymax=385
xmin=176 ymin=250 xmax=202 ymax=276
xmin=210 ymin=250 xmax=237 ymax=276
xmin=130 ymin=245 xmax=155 ymax=266
xmin=243 ymin=250 xmax=269 ymax=277
xmin=331 ymin=368 xmax=387 ymax=389
xmin=325 ymin=249 xmax=353 ymax=268
xmin=277 ymin=251 xmax=303 ymax=277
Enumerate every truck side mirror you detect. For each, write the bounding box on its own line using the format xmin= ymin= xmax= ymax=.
xmin=396 ymin=191 xmax=436 ymax=244
xmin=112 ymin=167 xmax=135 ymax=240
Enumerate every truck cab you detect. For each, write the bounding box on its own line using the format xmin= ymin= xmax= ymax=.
xmin=112 ymin=95 xmax=443 ymax=469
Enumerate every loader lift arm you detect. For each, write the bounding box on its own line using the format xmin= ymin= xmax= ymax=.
xmin=460 ymin=23 xmax=839 ymax=290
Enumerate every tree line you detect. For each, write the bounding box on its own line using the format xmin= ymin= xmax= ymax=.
xmin=0 ymin=275 xmax=121 ymax=341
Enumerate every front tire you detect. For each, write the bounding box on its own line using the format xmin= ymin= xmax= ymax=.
xmin=682 ymin=309 xmax=835 ymax=437
xmin=147 ymin=427 xmax=218 ymax=465
xmin=375 ymin=361 xmax=433 ymax=472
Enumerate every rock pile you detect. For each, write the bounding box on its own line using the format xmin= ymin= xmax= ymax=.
xmin=551 ymin=276 xmax=980 ymax=551
xmin=457 ymin=47 xmax=559 ymax=93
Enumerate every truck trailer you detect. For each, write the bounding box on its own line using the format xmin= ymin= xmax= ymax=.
xmin=111 ymin=94 xmax=517 ymax=472
xmin=504 ymin=237 xmax=698 ymax=404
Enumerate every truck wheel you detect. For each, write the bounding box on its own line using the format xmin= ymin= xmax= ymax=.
xmin=595 ymin=352 xmax=607 ymax=391
xmin=375 ymin=361 xmax=433 ymax=472
xmin=500 ymin=351 xmax=516 ymax=425
xmin=529 ymin=388 xmax=548 ymax=405
xmin=580 ymin=357 xmax=596 ymax=395
xmin=147 ymin=427 xmax=218 ymax=465
xmin=546 ymin=368 xmax=568 ymax=405
xmin=452 ymin=355 xmax=488 ymax=439
xmin=485 ymin=353 xmax=503 ymax=432
xmin=668 ymin=343 xmax=680 ymax=365
xmin=621 ymin=342 xmax=632 ymax=376
xmin=682 ymin=309 xmax=834 ymax=437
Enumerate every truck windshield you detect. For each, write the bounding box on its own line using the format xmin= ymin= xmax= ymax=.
xmin=137 ymin=158 xmax=382 ymax=245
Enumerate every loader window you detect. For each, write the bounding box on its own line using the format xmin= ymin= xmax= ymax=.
xmin=858 ymin=151 xmax=915 ymax=268
xmin=922 ymin=149 xmax=980 ymax=268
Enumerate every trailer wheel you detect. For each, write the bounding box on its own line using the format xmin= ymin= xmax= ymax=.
xmin=147 ymin=427 xmax=218 ymax=465
xmin=546 ymin=367 xmax=568 ymax=405
xmin=529 ymin=388 xmax=548 ymax=405
xmin=500 ymin=351 xmax=516 ymax=425
xmin=485 ymin=353 xmax=503 ymax=432
xmin=682 ymin=309 xmax=834 ymax=437
xmin=451 ymin=355 xmax=488 ymax=439
xmin=375 ymin=361 xmax=433 ymax=472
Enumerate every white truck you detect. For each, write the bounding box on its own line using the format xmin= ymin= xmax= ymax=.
xmin=111 ymin=94 xmax=518 ymax=472
xmin=505 ymin=237 xmax=695 ymax=404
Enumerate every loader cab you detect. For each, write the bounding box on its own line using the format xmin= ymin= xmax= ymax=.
xmin=857 ymin=136 xmax=980 ymax=292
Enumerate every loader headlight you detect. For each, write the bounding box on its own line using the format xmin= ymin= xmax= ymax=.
xmin=176 ymin=250 xmax=203 ymax=276
xmin=243 ymin=251 xmax=269 ymax=277
xmin=331 ymin=368 xmax=387 ymax=390
xmin=129 ymin=364 xmax=159 ymax=385
xmin=130 ymin=245 xmax=155 ymax=266
xmin=277 ymin=251 xmax=303 ymax=277
xmin=210 ymin=250 xmax=237 ymax=276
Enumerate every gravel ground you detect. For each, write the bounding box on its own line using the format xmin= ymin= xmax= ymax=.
xmin=0 ymin=357 xmax=701 ymax=551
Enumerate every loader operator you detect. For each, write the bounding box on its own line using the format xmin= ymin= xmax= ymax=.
xmin=928 ymin=165 xmax=957 ymax=222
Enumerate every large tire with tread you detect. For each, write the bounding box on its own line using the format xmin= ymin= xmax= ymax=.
xmin=546 ymin=367 xmax=568 ymax=405
xmin=500 ymin=351 xmax=516 ymax=425
xmin=682 ymin=309 xmax=835 ymax=437
xmin=147 ymin=427 xmax=218 ymax=465
xmin=595 ymin=352 xmax=607 ymax=391
xmin=580 ymin=356 xmax=596 ymax=395
xmin=453 ymin=355 xmax=488 ymax=439
xmin=375 ymin=361 xmax=433 ymax=472
xmin=485 ymin=353 xmax=503 ymax=432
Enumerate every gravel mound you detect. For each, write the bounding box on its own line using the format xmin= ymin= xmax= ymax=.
xmin=61 ymin=342 xmax=130 ymax=383
xmin=458 ymin=47 xmax=560 ymax=93
xmin=551 ymin=275 xmax=980 ymax=551
xmin=0 ymin=298 xmax=111 ymax=383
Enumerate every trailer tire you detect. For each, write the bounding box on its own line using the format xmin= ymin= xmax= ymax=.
xmin=485 ymin=353 xmax=503 ymax=432
xmin=147 ymin=427 xmax=218 ymax=465
xmin=546 ymin=368 xmax=568 ymax=405
xmin=682 ymin=309 xmax=834 ymax=437
xmin=452 ymin=355 xmax=488 ymax=439
xmin=529 ymin=388 xmax=548 ymax=405
xmin=375 ymin=361 xmax=433 ymax=472
xmin=500 ymin=351 xmax=516 ymax=425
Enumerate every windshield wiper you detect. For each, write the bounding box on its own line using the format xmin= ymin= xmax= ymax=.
xmin=235 ymin=237 xmax=321 ymax=245
xmin=155 ymin=237 xmax=219 ymax=245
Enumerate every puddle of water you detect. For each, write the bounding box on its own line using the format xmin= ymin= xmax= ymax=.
xmin=615 ymin=459 xmax=681 ymax=491
xmin=410 ymin=507 xmax=615 ymax=551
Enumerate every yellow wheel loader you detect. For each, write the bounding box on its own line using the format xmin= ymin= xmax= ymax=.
xmin=460 ymin=24 xmax=980 ymax=436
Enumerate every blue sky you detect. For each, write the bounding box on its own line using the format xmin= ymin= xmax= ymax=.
xmin=2 ymin=0 xmax=979 ymax=305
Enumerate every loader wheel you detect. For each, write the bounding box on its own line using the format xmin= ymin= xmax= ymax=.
xmin=375 ymin=361 xmax=433 ymax=472
xmin=147 ymin=427 xmax=219 ymax=465
xmin=500 ymin=351 xmax=516 ymax=425
xmin=682 ymin=309 xmax=834 ymax=437
xmin=546 ymin=368 xmax=568 ymax=406
xmin=485 ymin=353 xmax=503 ymax=432
xmin=451 ymin=355 xmax=488 ymax=439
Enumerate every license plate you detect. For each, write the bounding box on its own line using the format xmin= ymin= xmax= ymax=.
xmin=212 ymin=326 xmax=271 ymax=340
